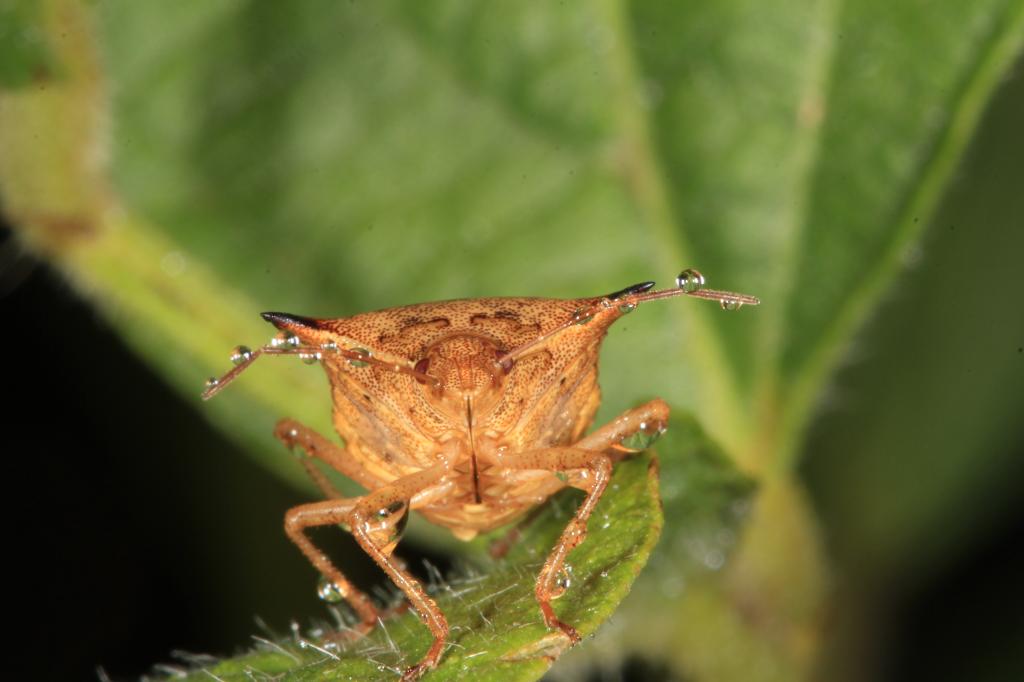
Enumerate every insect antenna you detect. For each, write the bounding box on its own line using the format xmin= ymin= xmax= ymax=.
xmin=202 ymin=338 xmax=439 ymax=401
xmin=614 ymin=268 xmax=761 ymax=308
xmin=201 ymin=343 xmax=323 ymax=400
xmin=496 ymin=268 xmax=759 ymax=365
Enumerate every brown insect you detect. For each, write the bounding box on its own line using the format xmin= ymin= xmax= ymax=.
xmin=202 ymin=269 xmax=758 ymax=680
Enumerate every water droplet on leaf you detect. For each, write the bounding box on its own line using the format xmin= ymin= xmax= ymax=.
xmin=720 ymin=299 xmax=742 ymax=311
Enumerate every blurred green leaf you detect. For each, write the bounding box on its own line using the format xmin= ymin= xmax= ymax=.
xmin=165 ymin=452 xmax=662 ymax=681
xmin=803 ymin=59 xmax=1024 ymax=581
xmin=0 ymin=0 xmax=59 ymax=88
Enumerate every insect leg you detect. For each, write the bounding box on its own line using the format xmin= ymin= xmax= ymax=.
xmin=575 ymin=398 xmax=670 ymax=453
xmin=489 ymin=400 xmax=669 ymax=560
xmin=499 ymin=447 xmax=614 ymax=644
xmin=283 ymin=497 xmax=381 ymax=634
xmin=274 ymin=418 xmax=386 ymax=496
xmin=347 ymin=465 xmax=451 ymax=681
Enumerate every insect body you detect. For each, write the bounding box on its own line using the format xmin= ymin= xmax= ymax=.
xmin=203 ymin=269 xmax=758 ymax=680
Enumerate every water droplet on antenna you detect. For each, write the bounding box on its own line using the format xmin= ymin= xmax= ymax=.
xmin=271 ymin=331 xmax=299 ymax=348
xmin=676 ymin=268 xmax=705 ymax=293
xmin=348 ymin=348 xmax=371 ymax=368
xmin=572 ymin=308 xmax=595 ymax=325
xmin=229 ymin=345 xmax=252 ymax=365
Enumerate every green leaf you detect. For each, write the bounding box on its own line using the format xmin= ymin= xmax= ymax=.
xmin=622 ymin=0 xmax=1024 ymax=465
xmin=162 ymin=452 xmax=662 ymax=682
xmin=0 ymin=0 xmax=60 ymax=88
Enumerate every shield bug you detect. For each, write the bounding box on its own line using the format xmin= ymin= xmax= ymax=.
xmin=203 ymin=269 xmax=758 ymax=679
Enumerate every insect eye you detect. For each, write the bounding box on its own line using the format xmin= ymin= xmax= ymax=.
xmin=413 ymin=358 xmax=431 ymax=383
